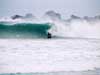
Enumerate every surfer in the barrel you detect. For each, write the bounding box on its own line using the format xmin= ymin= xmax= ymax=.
xmin=47 ymin=32 xmax=52 ymax=38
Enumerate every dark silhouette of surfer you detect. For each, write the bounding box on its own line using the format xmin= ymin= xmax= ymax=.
xmin=47 ymin=32 xmax=52 ymax=38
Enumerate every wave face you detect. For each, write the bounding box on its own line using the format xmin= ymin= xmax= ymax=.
xmin=0 ymin=23 xmax=51 ymax=38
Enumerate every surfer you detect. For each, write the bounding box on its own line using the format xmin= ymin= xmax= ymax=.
xmin=47 ymin=32 xmax=52 ymax=38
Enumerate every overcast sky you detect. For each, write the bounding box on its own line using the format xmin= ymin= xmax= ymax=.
xmin=0 ymin=0 xmax=100 ymax=18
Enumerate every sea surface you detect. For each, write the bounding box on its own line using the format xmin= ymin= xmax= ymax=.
xmin=0 ymin=38 xmax=100 ymax=75
xmin=0 ymin=15 xmax=100 ymax=75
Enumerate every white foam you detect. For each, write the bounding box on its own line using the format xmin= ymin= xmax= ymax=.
xmin=48 ymin=19 xmax=100 ymax=39
xmin=0 ymin=39 xmax=100 ymax=73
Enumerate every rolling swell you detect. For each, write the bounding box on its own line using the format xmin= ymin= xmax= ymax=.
xmin=0 ymin=23 xmax=51 ymax=38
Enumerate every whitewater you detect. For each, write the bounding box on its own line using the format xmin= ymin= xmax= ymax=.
xmin=0 ymin=15 xmax=100 ymax=75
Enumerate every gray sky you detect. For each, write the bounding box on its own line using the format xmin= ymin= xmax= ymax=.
xmin=0 ymin=0 xmax=100 ymax=18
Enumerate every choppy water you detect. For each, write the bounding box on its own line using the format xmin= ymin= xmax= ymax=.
xmin=0 ymin=38 xmax=100 ymax=75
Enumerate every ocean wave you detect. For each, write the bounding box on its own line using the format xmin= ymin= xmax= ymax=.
xmin=0 ymin=15 xmax=100 ymax=39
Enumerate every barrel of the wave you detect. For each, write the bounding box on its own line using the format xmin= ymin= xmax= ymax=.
xmin=0 ymin=22 xmax=52 ymax=38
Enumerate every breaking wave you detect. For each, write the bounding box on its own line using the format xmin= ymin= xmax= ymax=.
xmin=0 ymin=15 xmax=100 ymax=39
xmin=49 ymin=20 xmax=100 ymax=39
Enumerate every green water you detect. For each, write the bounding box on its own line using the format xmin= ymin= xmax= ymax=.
xmin=0 ymin=23 xmax=51 ymax=38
